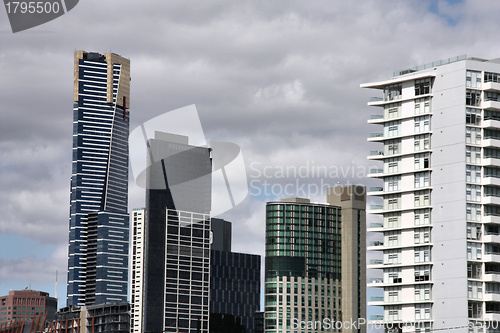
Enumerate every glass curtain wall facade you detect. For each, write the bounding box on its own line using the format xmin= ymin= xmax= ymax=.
xmin=264 ymin=198 xmax=342 ymax=333
xmin=67 ymin=51 xmax=130 ymax=306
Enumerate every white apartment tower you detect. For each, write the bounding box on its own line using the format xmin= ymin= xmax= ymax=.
xmin=364 ymin=55 xmax=500 ymax=333
xmin=131 ymin=208 xmax=145 ymax=333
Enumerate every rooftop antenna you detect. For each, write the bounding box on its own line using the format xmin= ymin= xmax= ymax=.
xmin=55 ymin=270 xmax=58 ymax=299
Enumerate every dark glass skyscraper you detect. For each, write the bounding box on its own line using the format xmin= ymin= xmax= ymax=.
xmin=67 ymin=51 xmax=130 ymax=306
xmin=142 ymin=132 xmax=212 ymax=333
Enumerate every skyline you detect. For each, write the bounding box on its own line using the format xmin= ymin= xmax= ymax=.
xmin=1 ymin=0 xmax=500 ymax=309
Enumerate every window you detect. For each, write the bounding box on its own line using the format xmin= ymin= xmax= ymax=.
xmin=385 ymin=194 xmax=401 ymax=210
xmin=466 ymin=127 xmax=481 ymax=145
xmin=466 ymin=165 xmax=481 ymax=183
xmin=415 ymin=98 xmax=431 ymax=115
xmin=415 ymin=209 xmax=431 ymax=225
xmin=385 ymin=287 xmax=401 ymax=303
xmin=415 ymin=79 xmax=431 ymax=96
xmin=385 ymin=121 xmax=401 ymax=137
xmin=384 ymin=84 xmax=402 ymax=101
xmin=385 ymin=103 xmax=401 ymax=119
xmin=485 ymin=72 xmax=500 ymax=84
xmin=466 ymin=71 xmax=481 ymax=88
xmin=414 ymin=172 xmax=430 ymax=188
xmin=385 ymin=231 xmax=401 ymax=247
xmin=415 ymin=116 xmax=430 ymax=133
xmin=466 ymin=203 xmax=481 ymax=221
xmin=414 ymin=135 xmax=430 ymax=152
xmin=414 ymin=228 xmax=431 ymax=244
xmin=468 ymin=281 xmax=483 ymax=299
xmin=384 ymin=213 xmax=401 ymax=228
xmin=384 ymin=268 xmax=402 ymax=284
xmin=466 ymin=108 xmax=481 ymax=125
xmin=385 ymin=306 xmax=402 ymax=321
xmin=384 ymin=249 xmax=401 ymax=265
xmin=385 ymin=176 xmax=401 ymax=192
xmin=467 ymin=242 xmax=482 ymax=260
xmin=415 ymin=265 xmax=431 ymax=282
xmin=385 ymin=139 xmax=401 ymax=156
xmin=415 ymin=304 xmax=431 ymax=320
xmin=414 ymin=153 xmax=430 ymax=170
xmin=466 ymin=89 xmax=481 ymax=106
xmin=466 ymin=222 xmax=482 ymax=241
xmin=414 ymin=190 xmax=431 ymax=207
xmin=466 ymin=184 xmax=481 ymax=202
xmin=466 ymin=146 xmax=481 ymax=164
xmin=415 ymin=246 xmax=431 ymax=263
xmin=385 ymin=157 xmax=400 ymax=174
xmin=415 ymin=285 xmax=431 ymax=301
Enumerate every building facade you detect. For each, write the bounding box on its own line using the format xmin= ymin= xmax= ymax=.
xmin=264 ymin=188 xmax=366 ymax=333
xmin=136 ymin=132 xmax=212 ymax=333
xmin=130 ymin=208 xmax=145 ymax=333
xmin=56 ymin=302 xmax=130 ymax=333
xmin=364 ymin=56 xmax=500 ymax=332
xmin=210 ymin=218 xmax=261 ymax=333
xmin=67 ymin=50 xmax=131 ymax=306
xmin=0 ymin=290 xmax=57 ymax=328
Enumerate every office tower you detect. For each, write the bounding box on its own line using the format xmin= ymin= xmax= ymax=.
xmin=0 ymin=289 xmax=57 ymax=327
xmin=364 ymin=55 xmax=500 ymax=332
xmin=327 ymin=185 xmax=367 ymax=333
xmin=130 ymin=208 xmax=145 ymax=333
xmin=264 ymin=187 xmax=366 ymax=333
xmin=210 ymin=218 xmax=261 ymax=333
xmin=67 ymin=51 xmax=130 ymax=307
xmin=141 ymin=132 xmax=212 ymax=333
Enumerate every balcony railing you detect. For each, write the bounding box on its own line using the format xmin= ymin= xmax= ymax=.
xmin=370 ymin=278 xmax=384 ymax=284
xmin=370 ymin=315 xmax=384 ymax=321
xmin=369 ymin=168 xmax=384 ymax=174
xmin=370 ymin=205 xmax=383 ymax=210
xmin=370 ymin=241 xmax=384 ymax=247
xmin=369 ymin=186 xmax=383 ymax=192
xmin=370 ymin=97 xmax=383 ymax=102
xmin=370 ymin=132 xmax=384 ymax=138
xmin=370 ymin=223 xmax=383 ymax=228
xmin=370 ymin=296 xmax=384 ymax=302
xmin=370 ymin=150 xmax=384 ymax=156
xmin=370 ymin=114 xmax=384 ymax=120
xmin=370 ymin=259 xmax=383 ymax=265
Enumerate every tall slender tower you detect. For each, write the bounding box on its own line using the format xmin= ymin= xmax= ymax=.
xmin=67 ymin=51 xmax=130 ymax=306
xmin=364 ymin=55 xmax=500 ymax=332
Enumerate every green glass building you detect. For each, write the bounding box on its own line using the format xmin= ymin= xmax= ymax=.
xmin=264 ymin=186 xmax=366 ymax=333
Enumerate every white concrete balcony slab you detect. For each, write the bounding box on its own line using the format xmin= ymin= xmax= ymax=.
xmin=483 ymin=100 xmax=500 ymax=111
xmin=482 ymin=119 xmax=500 ymax=129
xmin=482 ymin=138 xmax=500 ymax=148
xmin=484 ymin=272 xmax=500 ymax=282
xmin=484 ymin=293 xmax=500 ymax=302
xmin=483 ymin=195 xmax=500 ymax=206
xmin=484 ymin=82 xmax=500 ymax=92
xmin=484 ymin=234 xmax=500 ymax=244
xmin=483 ymin=158 xmax=500 ymax=167
xmin=483 ymin=215 xmax=500 ymax=224
xmin=483 ymin=253 xmax=500 ymax=262
xmin=482 ymin=176 xmax=500 ymax=187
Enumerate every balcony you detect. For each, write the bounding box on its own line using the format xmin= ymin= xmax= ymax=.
xmin=483 ymin=195 xmax=500 ymax=206
xmin=370 ymin=204 xmax=383 ymax=211
xmin=483 ymin=119 xmax=500 ymax=130
xmin=484 ymin=291 xmax=500 ymax=302
xmin=484 ymin=81 xmax=500 ymax=92
xmin=484 ymin=215 xmax=500 ymax=224
xmin=368 ymin=151 xmax=385 ymax=160
xmin=484 ymin=253 xmax=500 ymax=263
xmin=368 ymin=114 xmax=385 ymax=124
xmin=368 ymin=132 xmax=385 ymax=142
xmin=484 ymin=100 xmax=500 ymax=111
xmin=369 ymin=223 xmax=384 ymax=232
xmin=482 ymin=138 xmax=500 ymax=148
xmin=370 ymin=259 xmax=383 ymax=265
xmin=368 ymin=241 xmax=385 ymax=251
xmin=484 ymin=232 xmax=500 ymax=244
xmin=368 ymin=186 xmax=384 ymax=196
xmin=484 ymin=272 xmax=500 ymax=282
xmin=483 ymin=175 xmax=500 ymax=187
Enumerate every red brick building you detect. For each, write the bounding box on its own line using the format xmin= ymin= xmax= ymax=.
xmin=0 ymin=289 xmax=57 ymax=327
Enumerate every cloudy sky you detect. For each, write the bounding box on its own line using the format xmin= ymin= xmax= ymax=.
xmin=1 ymin=0 xmax=500 ymax=312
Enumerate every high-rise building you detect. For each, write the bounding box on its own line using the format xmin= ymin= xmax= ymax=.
xmin=0 ymin=289 xmax=57 ymax=328
xmin=130 ymin=208 xmax=145 ymax=333
xmin=263 ymin=186 xmax=366 ymax=333
xmin=136 ymin=132 xmax=212 ymax=333
xmin=209 ymin=218 xmax=261 ymax=333
xmin=67 ymin=51 xmax=131 ymax=307
xmin=363 ymin=55 xmax=500 ymax=332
